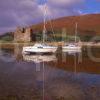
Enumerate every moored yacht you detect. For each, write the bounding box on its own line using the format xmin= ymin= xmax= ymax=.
xmin=62 ymin=43 xmax=81 ymax=52
xmin=62 ymin=23 xmax=82 ymax=52
xmin=22 ymin=43 xmax=57 ymax=54
xmin=22 ymin=2 xmax=57 ymax=54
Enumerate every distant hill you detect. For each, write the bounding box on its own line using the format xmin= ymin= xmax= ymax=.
xmin=0 ymin=32 xmax=13 ymax=41
xmin=0 ymin=14 xmax=100 ymax=42
xmin=31 ymin=14 xmax=100 ymax=35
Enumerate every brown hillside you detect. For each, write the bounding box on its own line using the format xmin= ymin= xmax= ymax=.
xmin=31 ymin=14 xmax=100 ymax=35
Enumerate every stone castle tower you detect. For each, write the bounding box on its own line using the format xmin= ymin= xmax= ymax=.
xmin=14 ymin=27 xmax=31 ymax=42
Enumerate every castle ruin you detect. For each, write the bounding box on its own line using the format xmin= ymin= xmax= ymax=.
xmin=14 ymin=27 xmax=36 ymax=42
xmin=14 ymin=27 xmax=31 ymax=42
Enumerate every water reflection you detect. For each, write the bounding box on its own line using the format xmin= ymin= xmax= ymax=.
xmin=0 ymin=49 xmax=16 ymax=62
xmin=0 ymin=45 xmax=100 ymax=99
xmin=65 ymin=50 xmax=81 ymax=55
xmin=22 ymin=54 xmax=57 ymax=63
xmin=0 ymin=45 xmax=100 ymax=74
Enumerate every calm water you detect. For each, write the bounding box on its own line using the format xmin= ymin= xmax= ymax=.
xmin=0 ymin=46 xmax=100 ymax=100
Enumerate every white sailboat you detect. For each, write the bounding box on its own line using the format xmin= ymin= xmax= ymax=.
xmin=22 ymin=43 xmax=57 ymax=54
xmin=62 ymin=23 xmax=82 ymax=52
xmin=22 ymin=3 xmax=57 ymax=54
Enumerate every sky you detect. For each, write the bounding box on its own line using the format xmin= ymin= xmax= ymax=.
xmin=0 ymin=0 xmax=100 ymax=33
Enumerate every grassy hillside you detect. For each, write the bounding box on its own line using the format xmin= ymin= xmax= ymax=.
xmin=1 ymin=14 xmax=100 ymax=42
xmin=0 ymin=32 xmax=14 ymax=42
xmin=31 ymin=14 xmax=100 ymax=34
xmin=31 ymin=14 xmax=100 ymax=41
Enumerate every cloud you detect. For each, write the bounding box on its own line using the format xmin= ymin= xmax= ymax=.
xmin=44 ymin=0 xmax=85 ymax=18
xmin=47 ymin=0 xmax=85 ymax=8
xmin=96 ymin=0 xmax=100 ymax=2
xmin=0 ymin=0 xmax=86 ymax=33
xmin=0 ymin=0 xmax=43 ymax=33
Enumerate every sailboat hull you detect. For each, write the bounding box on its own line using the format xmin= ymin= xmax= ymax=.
xmin=23 ymin=48 xmax=57 ymax=53
xmin=22 ymin=46 xmax=57 ymax=54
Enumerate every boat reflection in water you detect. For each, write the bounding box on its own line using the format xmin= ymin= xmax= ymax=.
xmin=64 ymin=50 xmax=82 ymax=55
xmin=22 ymin=54 xmax=57 ymax=63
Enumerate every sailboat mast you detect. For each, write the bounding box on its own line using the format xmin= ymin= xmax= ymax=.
xmin=75 ymin=22 xmax=78 ymax=43
xmin=43 ymin=2 xmax=47 ymax=43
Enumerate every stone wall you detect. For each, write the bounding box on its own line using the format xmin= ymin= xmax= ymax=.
xmin=14 ymin=27 xmax=31 ymax=42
